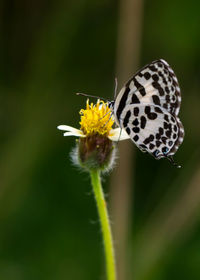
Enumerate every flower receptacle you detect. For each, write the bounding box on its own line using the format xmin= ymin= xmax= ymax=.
xmin=78 ymin=135 xmax=115 ymax=171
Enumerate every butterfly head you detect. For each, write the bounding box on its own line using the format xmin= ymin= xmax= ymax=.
xmin=108 ymin=101 xmax=115 ymax=111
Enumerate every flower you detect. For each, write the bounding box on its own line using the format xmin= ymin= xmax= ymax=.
xmin=57 ymin=99 xmax=129 ymax=171
xmin=58 ymin=99 xmax=129 ymax=141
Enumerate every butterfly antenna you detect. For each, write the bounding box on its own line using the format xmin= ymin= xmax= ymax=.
xmin=114 ymin=77 xmax=118 ymax=100
xmin=76 ymin=92 xmax=108 ymax=102
xmin=167 ymin=156 xmax=181 ymax=168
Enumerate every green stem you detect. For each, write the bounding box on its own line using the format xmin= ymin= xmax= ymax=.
xmin=90 ymin=169 xmax=116 ymax=280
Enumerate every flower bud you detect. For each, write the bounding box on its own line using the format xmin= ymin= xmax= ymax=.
xmin=77 ymin=134 xmax=116 ymax=171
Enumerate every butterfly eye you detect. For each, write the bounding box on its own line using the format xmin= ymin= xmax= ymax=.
xmin=108 ymin=101 xmax=114 ymax=109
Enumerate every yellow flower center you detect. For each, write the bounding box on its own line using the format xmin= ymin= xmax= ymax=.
xmin=79 ymin=99 xmax=114 ymax=136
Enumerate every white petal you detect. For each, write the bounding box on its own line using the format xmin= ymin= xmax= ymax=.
xmin=108 ymin=128 xmax=130 ymax=141
xmin=57 ymin=125 xmax=77 ymax=132
xmin=57 ymin=125 xmax=85 ymax=137
xmin=63 ymin=131 xmax=85 ymax=137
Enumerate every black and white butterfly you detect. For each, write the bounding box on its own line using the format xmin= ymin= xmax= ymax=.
xmin=79 ymin=59 xmax=184 ymax=167
xmin=109 ymin=59 xmax=184 ymax=166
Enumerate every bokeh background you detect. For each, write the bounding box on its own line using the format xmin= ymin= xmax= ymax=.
xmin=1 ymin=0 xmax=200 ymax=279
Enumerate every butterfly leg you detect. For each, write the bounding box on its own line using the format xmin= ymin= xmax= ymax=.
xmin=117 ymin=127 xmax=123 ymax=143
xmin=101 ymin=110 xmax=114 ymax=128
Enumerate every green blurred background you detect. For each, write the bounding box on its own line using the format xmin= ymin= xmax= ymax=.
xmin=1 ymin=0 xmax=200 ymax=279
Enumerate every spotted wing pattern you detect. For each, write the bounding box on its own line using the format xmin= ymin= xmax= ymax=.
xmin=113 ymin=59 xmax=184 ymax=160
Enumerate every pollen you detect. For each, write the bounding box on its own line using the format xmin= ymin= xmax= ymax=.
xmin=79 ymin=99 xmax=114 ymax=136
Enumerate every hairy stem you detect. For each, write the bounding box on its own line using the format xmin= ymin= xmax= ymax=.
xmin=90 ymin=169 xmax=116 ymax=280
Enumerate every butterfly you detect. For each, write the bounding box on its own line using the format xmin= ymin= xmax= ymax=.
xmin=79 ymin=59 xmax=184 ymax=167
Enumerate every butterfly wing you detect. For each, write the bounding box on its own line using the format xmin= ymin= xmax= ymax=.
xmin=114 ymin=59 xmax=184 ymax=159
